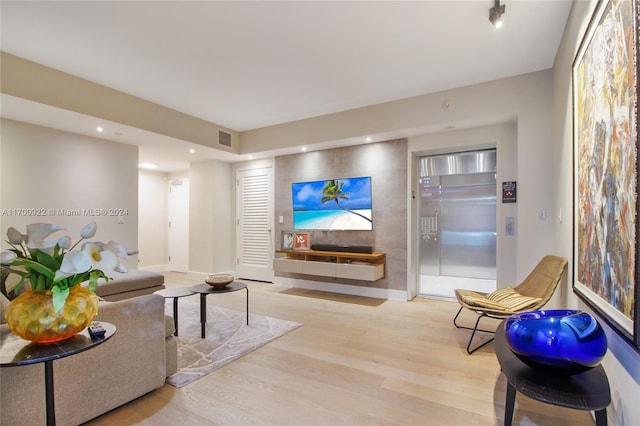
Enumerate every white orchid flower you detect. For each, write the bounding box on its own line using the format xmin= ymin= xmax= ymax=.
xmin=113 ymin=264 xmax=128 ymax=273
xmin=106 ymin=240 xmax=128 ymax=258
xmin=6 ymin=227 xmax=25 ymax=245
xmin=54 ymin=250 xmax=92 ymax=281
xmin=80 ymin=222 xmax=97 ymax=239
xmin=105 ymin=240 xmax=129 ymax=272
xmin=1 ymin=251 xmax=17 ymax=265
xmin=82 ymin=242 xmax=117 ymax=271
xmin=25 ymin=223 xmax=64 ymax=252
xmin=58 ymin=236 xmax=72 ymax=250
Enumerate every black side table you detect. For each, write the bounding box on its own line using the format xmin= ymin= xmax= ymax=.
xmin=189 ymin=282 xmax=249 ymax=338
xmin=495 ymin=320 xmax=611 ymax=426
xmin=154 ymin=287 xmax=194 ymax=336
xmin=0 ymin=322 xmax=116 ymax=426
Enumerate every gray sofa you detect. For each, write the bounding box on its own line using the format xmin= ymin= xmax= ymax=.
xmin=95 ymin=268 xmax=166 ymax=301
xmin=0 ymin=289 xmax=177 ymax=425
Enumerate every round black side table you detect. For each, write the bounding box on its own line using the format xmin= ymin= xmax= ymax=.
xmin=495 ymin=320 xmax=611 ymax=426
xmin=154 ymin=287 xmax=194 ymax=336
xmin=0 ymin=322 xmax=116 ymax=426
xmin=189 ymin=282 xmax=249 ymax=338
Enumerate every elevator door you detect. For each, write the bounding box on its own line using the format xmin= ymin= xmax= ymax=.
xmin=418 ymin=150 xmax=497 ymax=298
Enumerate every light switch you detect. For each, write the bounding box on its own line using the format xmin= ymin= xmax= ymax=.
xmin=278 ymin=215 xmax=284 ymax=224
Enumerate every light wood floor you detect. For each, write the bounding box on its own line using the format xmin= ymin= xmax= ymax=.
xmin=86 ymin=273 xmax=594 ymax=426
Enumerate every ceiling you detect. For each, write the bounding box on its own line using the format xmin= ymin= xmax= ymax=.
xmin=0 ymin=0 xmax=573 ymax=171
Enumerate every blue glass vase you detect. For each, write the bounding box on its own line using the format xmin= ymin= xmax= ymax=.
xmin=504 ymin=310 xmax=607 ymax=375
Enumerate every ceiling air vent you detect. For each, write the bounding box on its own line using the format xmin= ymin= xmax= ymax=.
xmin=218 ymin=130 xmax=232 ymax=147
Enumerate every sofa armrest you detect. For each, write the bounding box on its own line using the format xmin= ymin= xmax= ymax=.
xmin=1 ymin=294 xmax=168 ymax=426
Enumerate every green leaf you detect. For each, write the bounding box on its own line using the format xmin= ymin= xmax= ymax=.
xmin=35 ymin=273 xmax=46 ymax=291
xmin=11 ymin=258 xmax=55 ymax=280
xmin=68 ymin=272 xmax=90 ymax=287
xmin=36 ymin=250 xmax=61 ymax=271
xmin=88 ymin=270 xmax=109 ymax=293
xmin=52 ymin=285 xmax=69 ymax=313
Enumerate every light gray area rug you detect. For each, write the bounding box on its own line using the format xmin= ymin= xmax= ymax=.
xmin=165 ymin=299 xmax=302 ymax=388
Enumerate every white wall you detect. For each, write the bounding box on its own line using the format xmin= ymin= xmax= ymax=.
xmin=246 ymin=70 xmax=557 ymax=282
xmin=138 ymin=169 xmax=168 ymax=269
xmin=553 ymin=1 xmax=640 ymax=424
xmin=0 ymin=119 xmax=139 ymax=264
xmin=188 ymin=159 xmax=234 ymax=278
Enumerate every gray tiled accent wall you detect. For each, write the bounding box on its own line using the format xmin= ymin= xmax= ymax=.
xmin=274 ymin=139 xmax=407 ymax=291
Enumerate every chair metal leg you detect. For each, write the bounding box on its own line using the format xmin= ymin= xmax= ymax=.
xmin=453 ymin=306 xmax=497 ymax=354
xmin=453 ymin=306 xmax=465 ymax=327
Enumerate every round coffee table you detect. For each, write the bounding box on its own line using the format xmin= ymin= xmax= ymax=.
xmin=154 ymin=287 xmax=194 ymax=336
xmin=189 ymin=282 xmax=249 ymax=338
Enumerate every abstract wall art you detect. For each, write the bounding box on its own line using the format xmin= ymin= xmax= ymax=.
xmin=573 ymin=0 xmax=639 ymax=349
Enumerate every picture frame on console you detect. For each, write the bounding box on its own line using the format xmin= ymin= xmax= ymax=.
xmin=572 ymin=0 xmax=639 ymax=349
xmin=293 ymin=232 xmax=311 ymax=250
xmin=281 ymin=231 xmax=294 ymax=250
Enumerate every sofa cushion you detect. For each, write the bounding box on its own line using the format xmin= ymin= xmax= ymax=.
xmin=485 ymin=286 xmax=542 ymax=311
xmin=456 ymin=287 xmax=542 ymax=313
xmin=94 ymin=269 xmax=164 ymax=299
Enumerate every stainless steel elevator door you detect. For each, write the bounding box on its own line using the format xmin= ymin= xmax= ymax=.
xmin=439 ymin=173 xmax=496 ymax=279
xmin=418 ymin=150 xmax=497 ymax=297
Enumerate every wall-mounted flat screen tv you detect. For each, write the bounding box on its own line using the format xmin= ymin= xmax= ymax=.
xmin=292 ymin=176 xmax=373 ymax=231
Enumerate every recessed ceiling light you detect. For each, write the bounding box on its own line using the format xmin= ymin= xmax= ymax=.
xmin=301 ymin=146 xmax=307 ymax=152
xmin=96 ymin=126 xmax=103 ymax=132
xmin=138 ymin=162 xmax=159 ymax=169
xmin=248 ymin=154 xmax=253 ymax=160
xmin=189 ymin=149 xmax=195 ymax=154
xmin=366 ymin=137 xmax=372 ymax=142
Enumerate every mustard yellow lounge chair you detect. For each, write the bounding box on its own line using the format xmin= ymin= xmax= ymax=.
xmin=453 ymin=255 xmax=568 ymax=354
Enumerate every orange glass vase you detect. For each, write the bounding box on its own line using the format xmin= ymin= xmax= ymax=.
xmin=4 ymin=286 xmax=99 ymax=344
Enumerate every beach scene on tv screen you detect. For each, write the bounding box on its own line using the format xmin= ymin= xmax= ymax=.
xmin=292 ymin=177 xmax=373 ymax=231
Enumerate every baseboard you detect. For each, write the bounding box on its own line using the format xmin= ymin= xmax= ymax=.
xmin=187 ymin=270 xmax=237 ymax=282
xmin=138 ymin=264 xmax=169 ymax=273
xmin=275 ymin=276 xmax=408 ymax=301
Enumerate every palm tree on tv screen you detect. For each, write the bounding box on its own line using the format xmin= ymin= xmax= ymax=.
xmin=320 ymin=180 xmax=372 ymax=223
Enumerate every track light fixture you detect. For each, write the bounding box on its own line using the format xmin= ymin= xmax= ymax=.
xmin=489 ymin=0 xmax=505 ymax=28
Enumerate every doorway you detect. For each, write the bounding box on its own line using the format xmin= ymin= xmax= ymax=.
xmin=168 ymin=178 xmax=189 ymax=272
xmin=417 ymin=149 xmax=497 ymax=298
xmin=236 ymin=166 xmax=274 ymax=282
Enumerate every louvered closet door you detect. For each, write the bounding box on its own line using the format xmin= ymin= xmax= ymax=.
xmin=236 ymin=167 xmax=274 ymax=282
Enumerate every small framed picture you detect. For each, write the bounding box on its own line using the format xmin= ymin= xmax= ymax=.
xmin=281 ymin=231 xmax=294 ymax=250
xmin=293 ymin=232 xmax=310 ymax=250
